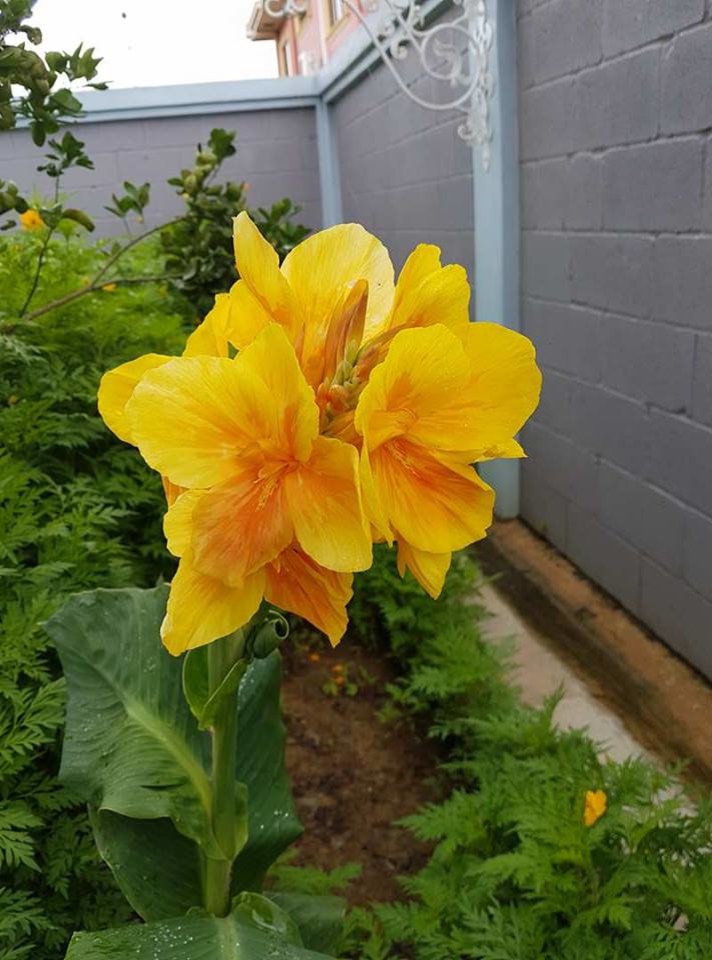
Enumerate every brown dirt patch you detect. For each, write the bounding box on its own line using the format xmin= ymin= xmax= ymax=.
xmin=281 ymin=637 xmax=438 ymax=905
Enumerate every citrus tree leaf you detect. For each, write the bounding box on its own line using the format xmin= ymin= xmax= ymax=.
xmin=65 ymin=893 xmax=335 ymax=959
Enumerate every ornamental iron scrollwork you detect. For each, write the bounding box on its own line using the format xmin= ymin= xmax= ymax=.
xmin=260 ymin=0 xmax=494 ymax=168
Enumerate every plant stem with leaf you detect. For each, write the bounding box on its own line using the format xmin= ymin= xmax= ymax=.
xmin=204 ymin=629 xmax=245 ymax=917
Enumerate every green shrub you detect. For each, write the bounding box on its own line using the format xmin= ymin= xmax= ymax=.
xmin=343 ymin=548 xmax=712 ymax=960
xmin=0 ymin=231 xmax=188 ymax=958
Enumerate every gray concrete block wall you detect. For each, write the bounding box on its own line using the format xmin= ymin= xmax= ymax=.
xmin=517 ymin=0 xmax=712 ymax=676
xmin=0 ymin=108 xmax=321 ymax=236
xmin=330 ymin=29 xmax=475 ymax=277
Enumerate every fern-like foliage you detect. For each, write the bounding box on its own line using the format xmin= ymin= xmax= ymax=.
xmin=343 ymin=546 xmax=712 ymax=959
xmin=0 ymin=231 xmax=190 ymax=958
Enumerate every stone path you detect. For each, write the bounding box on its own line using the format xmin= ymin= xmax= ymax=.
xmin=481 ymin=582 xmax=649 ymax=764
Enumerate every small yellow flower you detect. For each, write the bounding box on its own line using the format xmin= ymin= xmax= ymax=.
xmin=308 ymin=652 xmax=321 ymax=663
xmin=19 ymin=209 xmax=44 ymax=230
xmin=102 ymin=283 xmax=118 ymax=292
xmin=584 ymin=789 xmax=607 ymax=827
xmin=7 ymin=395 xmax=18 ymax=405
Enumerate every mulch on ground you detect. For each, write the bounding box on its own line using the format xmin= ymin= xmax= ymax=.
xmin=281 ymin=637 xmax=438 ymax=905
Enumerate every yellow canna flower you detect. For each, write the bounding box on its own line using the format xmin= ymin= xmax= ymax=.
xmin=584 ymin=789 xmax=607 ymax=826
xmin=19 ymin=208 xmax=45 ymax=230
xmin=97 ymin=214 xmax=541 ymax=653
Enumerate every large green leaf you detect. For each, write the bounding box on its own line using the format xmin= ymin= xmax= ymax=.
xmin=65 ymin=893 xmax=335 ymax=959
xmin=232 ymin=654 xmax=303 ymax=894
xmin=46 ymin=586 xmax=218 ymax=853
xmin=47 ymin=586 xmax=302 ymax=920
xmin=269 ymin=893 xmax=346 ymax=955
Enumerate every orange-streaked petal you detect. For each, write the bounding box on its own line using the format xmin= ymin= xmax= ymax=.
xmin=233 ymin=212 xmax=300 ymax=341
xmin=97 ymin=353 xmax=171 ymax=444
xmin=369 ymin=439 xmax=494 ymax=553
xmin=236 ymin=323 xmax=318 ymax=462
xmin=281 ymin=223 xmax=394 ymax=380
xmin=162 ymin=477 xmax=185 ymax=509
xmin=161 ymin=556 xmax=265 ymax=656
xmin=191 ymin=458 xmax=293 ymax=585
xmin=283 ymin=436 xmax=372 ymax=572
xmin=396 ymin=541 xmax=451 ymax=599
xmin=266 ymin=547 xmax=352 ymax=646
xmin=127 ymin=355 xmax=274 ymax=488
xmin=459 ymin=322 xmax=542 ymax=452
xmin=355 ymin=325 xmax=471 ymax=452
xmin=359 ymin=442 xmax=393 ymax=544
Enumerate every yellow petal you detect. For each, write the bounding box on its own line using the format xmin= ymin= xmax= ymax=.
xmin=478 ymin=438 xmax=526 ymax=462
xmin=281 ymin=223 xmax=394 ymax=380
xmin=375 ymin=244 xmax=470 ymax=340
xmin=190 ymin=458 xmax=293 ymax=585
xmin=396 ymin=541 xmax=451 ymax=599
xmin=459 ymin=322 xmax=542 ymax=453
xmin=355 ymin=325 xmax=472 ymax=452
xmin=182 ymin=293 xmax=232 ymax=358
xmin=236 ymin=323 xmax=318 ymax=462
xmin=220 ymin=279 xmax=275 ymax=350
xmin=369 ymin=439 xmax=494 ymax=553
xmin=265 ymin=547 xmax=352 ymax=646
xmin=283 ymin=436 xmax=372 ymax=572
xmin=233 ymin=212 xmax=300 ymax=341
xmin=161 ymin=556 xmax=265 ymax=656
xmin=163 ymin=489 xmax=203 ymax=557
xmin=97 ymin=353 xmax=171 ymax=444
xmin=127 ymin=355 xmax=274 ymax=488
xmin=359 ymin=442 xmax=393 ymax=544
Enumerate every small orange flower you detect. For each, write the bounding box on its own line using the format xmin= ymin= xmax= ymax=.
xmin=584 ymin=789 xmax=607 ymax=827
xmin=308 ymin=652 xmax=321 ymax=663
xmin=19 ymin=209 xmax=44 ymax=230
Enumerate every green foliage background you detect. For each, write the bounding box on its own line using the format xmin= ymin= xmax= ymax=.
xmin=0 ymin=231 xmax=188 ymax=957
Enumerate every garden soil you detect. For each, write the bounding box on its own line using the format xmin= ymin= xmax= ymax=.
xmin=281 ymin=640 xmax=438 ymax=905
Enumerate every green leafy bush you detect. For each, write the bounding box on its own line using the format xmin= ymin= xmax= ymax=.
xmin=0 ymin=231 xmax=188 ymax=958
xmin=343 ymin=548 xmax=712 ymax=960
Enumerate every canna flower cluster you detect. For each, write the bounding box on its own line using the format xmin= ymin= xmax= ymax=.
xmin=98 ymin=214 xmax=541 ymax=655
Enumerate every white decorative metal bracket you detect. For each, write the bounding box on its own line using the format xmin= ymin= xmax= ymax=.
xmin=261 ymin=0 xmax=494 ymax=168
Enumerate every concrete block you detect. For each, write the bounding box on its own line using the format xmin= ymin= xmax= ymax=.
xmin=521 ymin=231 xmax=571 ymax=302
xmin=599 ymin=461 xmax=686 ymax=574
xmin=683 ymin=509 xmax=712 ymax=603
xmin=571 ymin=382 xmax=651 ymax=474
xmin=652 ymin=237 xmax=712 ymax=331
xmin=646 ymin=410 xmax=712 ymax=515
xmin=600 ymin=314 xmax=695 ymax=412
xmin=692 ymin=333 xmax=712 ymax=427
xmin=520 ymin=78 xmax=576 ymax=160
xmin=567 ymin=503 xmax=641 ymax=613
xmin=520 ymin=464 xmax=569 ymax=551
xmin=572 ymin=47 xmax=659 ymax=151
xmin=640 ymin=558 xmax=712 ymax=677
xmin=522 ymin=298 xmax=602 ymax=382
xmin=571 ymin=234 xmax=653 ymax=317
xmin=602 ymin=138 xmax=704 ymax=232
xmin=523 ymin=422 xmax=600 ymax=513
xmin=661 ymin=23 xmax=712 ymax=135
xmin=565 ymin=153 xmax=603 ymax=230
xmin=519 ymin=0 xmax=603 ymax=88
xmin=521 ymin=159 xmax=569 ymax=230
xmin=602 ymin=0 xmax=704 ymax=58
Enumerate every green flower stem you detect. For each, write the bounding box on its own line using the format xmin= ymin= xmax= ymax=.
xmin=204 ymin=629 xmax=245 ymax=917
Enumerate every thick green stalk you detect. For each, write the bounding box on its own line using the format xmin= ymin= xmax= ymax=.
xmin=204 ymin=629 xmax=244 ymax=917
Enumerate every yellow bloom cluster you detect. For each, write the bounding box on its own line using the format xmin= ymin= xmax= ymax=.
xmin=584 ymin=789 xmax=607 ymax=826
xmin=19 ymin=208 xmax=45 ymax=230
xmin=98 ymin=214 xmax=541 ymax=655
